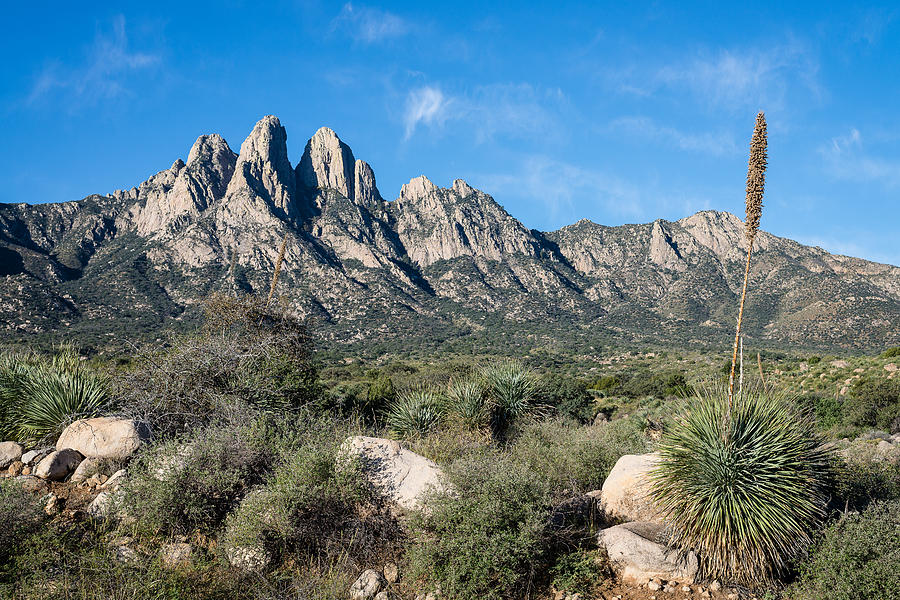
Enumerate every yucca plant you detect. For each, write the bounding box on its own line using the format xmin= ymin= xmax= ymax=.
xmin=482 ymin=361 xmax=535 ymax=434
xmin=445 ymin=376 xmax=489 ymax=429
xmin=386 ymin=388 xmax=444 ymax=438
xmin=650 ymin=387 xmax=830 ymax=583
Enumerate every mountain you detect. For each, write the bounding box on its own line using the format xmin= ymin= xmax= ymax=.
xmin=1 ymin=116 xmax=898 ymax=353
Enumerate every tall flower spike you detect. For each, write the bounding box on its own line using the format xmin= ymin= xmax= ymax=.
xmin=745 ymin=112 xmax=767 ymax=243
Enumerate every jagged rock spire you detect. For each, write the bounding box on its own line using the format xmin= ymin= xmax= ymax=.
xmin=225 ymin=115 xmax=297 ymax=219
xmin=297 ymin=127 xmax=381 ymax=204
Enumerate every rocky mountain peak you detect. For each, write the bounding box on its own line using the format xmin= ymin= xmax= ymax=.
xmin=399 ymin=175 xmax=438 ymax=201
xmin=452 ymin=179 xmax=475 ymax=197
xmin=297 ymin=127 xmax=353 ymax=197
xmin=224 ymin=115 xmax=296 ymax=220
xmin=187 ymin=134 xmax=235 ymax=168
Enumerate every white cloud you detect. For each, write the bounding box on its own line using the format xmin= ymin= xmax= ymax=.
xmin=332 ymin=3 xmax=409 ymax=43
xmin=478 ymin=155 xmax=645 ymax=225
xmin=606 ymin=41 xmax=821 ymax=113
xmin=820 ymin=128 xmax=900 ymax=188
xmin=609 ymin=116 xmax=739 ymax=156
xmin=28 ymin=15 xmax=159 ymax=105
xmin=401 ymin=82 xmax=568 ymax=143
xmin=403 ymin=86 xmax=450 ymax=140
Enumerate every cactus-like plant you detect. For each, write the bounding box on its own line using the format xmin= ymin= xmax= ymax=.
xmin=386 ymin=388 xmax=444 ymax=438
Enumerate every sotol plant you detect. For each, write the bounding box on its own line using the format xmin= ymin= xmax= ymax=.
xmin=386 ymin=388 xmax=444 ymax=438
xmin=482 ymin=361 xmax=535 ymax=434
xmin=445 ymin=376 xmax=489 ymax=430
xmin=650 ymin=113 xmax=832 ymax=584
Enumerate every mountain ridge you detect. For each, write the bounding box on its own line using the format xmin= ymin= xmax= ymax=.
xmin=1 ymin=115 xmax=897 ymax=353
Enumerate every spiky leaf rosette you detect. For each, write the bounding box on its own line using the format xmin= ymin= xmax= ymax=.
xmin=387 ymin=388 xmax=444 ymax=438
xmin=745 ymin=112 xmax=767 ymax=242
xmin=649 ymin=387 xmax=831 ymax=584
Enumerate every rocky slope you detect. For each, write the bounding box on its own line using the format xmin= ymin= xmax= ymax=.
xmin=1 ymin=116 xmax=898 ymax=352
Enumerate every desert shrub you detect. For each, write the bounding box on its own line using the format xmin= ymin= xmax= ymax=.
xmin=792 ymin=501 xmax=900 ymax=600
xmin=589 ymin=375 xmax=620 ymax=395
xmin=407 ymin=454 xmax=552 ymax=599
xmin=550 ymin=549 xmax=610 ymax=596
xmin=843 ymin=377 xmax=900 ymax=432
xmin=650 ymin=388 xmax=832 ymax=584
xmin=534 ymin=374 xmax=595 ymax=423
xmin=0 ymin=346 xmax=107 ymax=443
xmin=113 ymin=294 xmax=318 ymax=437
xmin=444 ymin=376 xmax=489 ymax=429
xmin=881 ymin=347 xmax=900 ymax=358
xmin=482 ymin=360 xmax=535 ymax=434
xmin=122 ymin=413 xmax=276 ymax=535
xmin=364 ymin=374 xmax=396 ymax=417
xmin=808 ymin=355 xmax=822 ymax=365
xmin=619 ymin=370 xmax=693 ymax=399
xmin=796 ymin=392 xmax=843 ymax=429
xmin=222 ymin=422 xmax=397 ymax=569
xmin=385 ymin=388 xmax=444 ymax=438
xmin=510 ymin=417 xmax=650 ymax=500
xmin=0 ymin=480 xmax=46 ymax=570
xmin=831 ymin=443 xmax=900 ymax=512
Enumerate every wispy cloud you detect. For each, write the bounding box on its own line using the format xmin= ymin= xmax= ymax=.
xmin=606 ymin=41 xmax=821 ymax=113
xmin=478 ymin=155 xmax=645 ymax=225
xmin=401 ymin=83 xmax=569 ymax=143
xmin=332 ymin=3 xmax=409 ymax=43
xmin=608 ymin=116 xmax=739 ymax=156
xmin=820 ymin=128 xmax=900 ymax=188
xmin=27 ymin=15 xmax=159 ymax=106
xmin=403 ymin=86 xmax=450 ymax=139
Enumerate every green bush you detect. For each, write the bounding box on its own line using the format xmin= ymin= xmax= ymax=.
xmin=122 ymin=415 xmax=275 ymax=535
xmin=796 ymin=392 xmax=843 ymax=429
xmin=550 ymin=549 xmax=609 ymax=596
xmin=843 ymin=378 xmax=900 ymax=431
xmin=881 ymin=347 xmax=900 ymax=358
xmin=832 ymin=442 xmax=900 ymax=512
xmin=365 ymin=374 xmax=396 ymax=416
xmin=510 ymin=417 xmax=649 ymax=500
xmin=222 ymin=422 xmax=394 ymax=567
xmin=407 ymin=454 xmax=552 ymax=599
xmin=792 ymin=501 xmax=900 ymax=600
xmin=386 ymin=388 xmax=444 ymax=438
xmin=534 ymin=374 xmax=595 ymax=423
xmin=0 ymin=480 xmax=46 ymax=570
xmin=650 ymin=388 xmax=832 ymax=584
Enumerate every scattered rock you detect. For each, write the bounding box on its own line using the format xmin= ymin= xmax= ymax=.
xmin=15 ymin=474 xmax=48 ymax=493
xmin=885 ymin=363 xmax=898 ymax=373
xmin=0 ymin=441 xmax=23 ymax=469
xmin=161 ymin=542 xmax=194 ymax=569
xmin=21 ymin=448 xmax=53 ymax=465
xmin=115 ymin=545 xmax=138 ymax=564
xmin=101 ymin=469 xmax=127 ymax=490
xmin=70 ymin=457 xmax=105 ymax=484
xmin=599 ymin=521 xmax=698 ymax=585
xmin=350 ymin=569 xmax=387 ymax=600
xmin=225 ymin=545 xmax=270 ymax=572
xmin=648 ymin=580 xmax=661 ymax=591
xmin=44 ymin=493 xmax=63 ymax=515
xmin=56 ymin=417 xmax=150 ymax=461
xmin=593 ymin=412 xmax=610 ymax=425
xmin=34 ymin=449 xmax=83 ymax=481
xmin=599 ymin=453 xmax=663 ymax=524
xmin=341 ymin=436 xmax=446 ymax=511
xmin=831 ymin=360 xmax=849 ymax=368
xmin=7 ymin=460 xmax=23 ymax=476
xmin=383 ymin=562 xmax=399 ymax=583
xmin=87 ymin=491 xmax=121 ymax=519
xmin=374 ymin=592 xmax=390 ymax=600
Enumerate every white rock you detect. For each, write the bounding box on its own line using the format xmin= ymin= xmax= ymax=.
xmin=225 ymin=544 xmax=270 ymax=572
xmin=349 ymin=569 xmax=386 ymax=600
xmin=21 ymin=448 xmax=52 ymax=465
xmin=34 ymin=449 xmax=83 ymax=481
xmin=56 ymin=417 xmax=149 ymax=461
xmin=600 ymin=453 xmax=663 ymax=524
xmin=599 ymin=521 xmax=698 ymax=585
xmin=341 ymin=436 xmax=446 ymax=511
xmin=0 ymin=441 xmax=23 ymax=469
xmin=70 ymin=457 xmax=105 ymax=484
xmin=161 ymin=542 xmax=194 ymax=569
xmin=88 ymin=491 xmax=114 ymax=519
xmin=101 ymin=469 xmax=127 ymax=490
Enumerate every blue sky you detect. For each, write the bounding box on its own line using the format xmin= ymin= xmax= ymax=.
xmin=2 ymin=2 xmax=899 ymax=265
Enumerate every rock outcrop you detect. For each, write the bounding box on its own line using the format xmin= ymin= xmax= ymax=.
xmin=341 ymin=436 xmax=446 ymax=511
xmin=56 ymin=417 xmax=150 ymax=461
xmin=34 ymin=449 xmax=83 ymax=481
xmin=0 ymin=441 xmax=23 ymax=469
xmin=599 ymin=521 xmax=698 ymax=584
xmin=599 ymin=453 xmax=663 ymax=524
